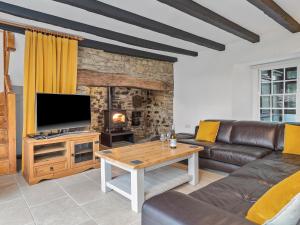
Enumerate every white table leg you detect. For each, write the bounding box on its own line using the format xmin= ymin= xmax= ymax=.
xmin=188 ymin=152 xmax=199 ymax=185
xmin=131 ymin=169 xmax=144 ymax=213
xmin=101 ymin=158 xmax=112 ymax=192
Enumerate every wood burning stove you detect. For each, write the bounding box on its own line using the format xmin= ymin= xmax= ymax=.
xmin=101 ymin=87 xmax=134 ymax=147
xmin=104 ymin=109 xmax=127 ymax=132
xmin=103 ymin=87 xmax=128 ymax=132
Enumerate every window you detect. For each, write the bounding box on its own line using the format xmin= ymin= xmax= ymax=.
xmin=259 ymin=67 xmax=298 ymax=122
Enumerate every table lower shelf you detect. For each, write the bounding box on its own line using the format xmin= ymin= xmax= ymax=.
xmin=107 ymin=166 xmax=192 ymax=200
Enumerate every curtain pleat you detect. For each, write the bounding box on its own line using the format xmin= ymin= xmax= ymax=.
xmin=22 ymin=31 xmax=78 ymax=172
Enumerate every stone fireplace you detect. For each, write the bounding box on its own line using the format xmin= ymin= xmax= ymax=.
xmin=77 ymin=47 xmax=174 ymax=142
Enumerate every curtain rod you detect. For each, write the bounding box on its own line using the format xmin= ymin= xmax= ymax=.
xmin=0 ymin=19 xmax=84 ymax=41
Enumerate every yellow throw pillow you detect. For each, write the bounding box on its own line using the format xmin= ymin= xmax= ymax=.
xmin=195 ymin=121 xmax=220 ymax=143
xmin=283 ymin=124 xmax=300 ymax=155
xmin=246 ymin=171 xmax=300 ymax=224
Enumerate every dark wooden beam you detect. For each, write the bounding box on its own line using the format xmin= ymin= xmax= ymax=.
xmin=247 ymin=0 xmax=300 ymax=33
xmin=80 ymin=40 xmax=178 ymax=62
xmin=52 ymin=0 xmax=225 ymax=51
xmin=157 ymin=0 xmax=260 ymax=43
xmin=0 ymin=22 xmax=178 ymax=62
xmin=0 ymin=2 xmax=196 ymax=57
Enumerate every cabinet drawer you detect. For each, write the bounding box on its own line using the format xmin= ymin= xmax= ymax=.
xmin=34 ymin=161 xmax=68 ymax=177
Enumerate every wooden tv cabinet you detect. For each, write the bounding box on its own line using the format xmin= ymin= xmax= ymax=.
xmin=23 ymin=132 xmax=101 ymax=185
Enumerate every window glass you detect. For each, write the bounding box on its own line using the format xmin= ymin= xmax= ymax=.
xmin=260 ymin=66 xmax=297 ymax=122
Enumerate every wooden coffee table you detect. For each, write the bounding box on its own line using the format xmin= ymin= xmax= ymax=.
xmin=95 ymin=141 xmax=203 ymax=213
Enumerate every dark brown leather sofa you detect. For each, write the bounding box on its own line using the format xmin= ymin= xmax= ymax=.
xmin=179 ymin=120 xmax=291 ymax=173
xmin=142 ymin=121 xmax=300 ymax=225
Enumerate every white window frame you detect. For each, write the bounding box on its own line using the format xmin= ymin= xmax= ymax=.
xmin=254 ymin=59 xmax=300 ymax=122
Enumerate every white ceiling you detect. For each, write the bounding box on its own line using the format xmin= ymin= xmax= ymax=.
xmin=0 ymin=0 xmax=300 ymax=58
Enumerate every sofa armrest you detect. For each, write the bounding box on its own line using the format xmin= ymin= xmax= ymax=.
xmin=142 ymin=191 xmax=255 ymax=225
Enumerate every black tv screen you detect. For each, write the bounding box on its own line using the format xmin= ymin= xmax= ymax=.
xmin=36 ymin=93 xmax=91 ymax=131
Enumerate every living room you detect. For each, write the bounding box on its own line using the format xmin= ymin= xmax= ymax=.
xmin=0 ymin=0 xmax=300 ymax=225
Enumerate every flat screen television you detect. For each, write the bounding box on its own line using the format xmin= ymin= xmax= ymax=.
xmin=36 ymin=93 xmax=91 ymax=132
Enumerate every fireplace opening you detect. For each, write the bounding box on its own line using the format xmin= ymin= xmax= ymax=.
xmin=112 ymin=112 xmax=126 ymax=123
xmin=104 ymin=109 xmax=127 ymax=132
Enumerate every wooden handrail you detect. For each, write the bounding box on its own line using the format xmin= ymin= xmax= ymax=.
xmin=4 ymin=74 xmax=13 ymax=93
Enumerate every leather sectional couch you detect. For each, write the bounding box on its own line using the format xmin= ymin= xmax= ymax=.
xmin=142 ymin=120 xmax=300 ymax=225
xmin=179 ymin=120 xmax=292 ymax=173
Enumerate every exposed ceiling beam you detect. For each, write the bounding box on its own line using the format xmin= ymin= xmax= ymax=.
xmin=0 ymin=22 xmax=178 ymax=62
xmin=0 ymin=2 xmax=196 ymax=57
xmin=157 ymin=0 xmax=260 ymax=43
xmin=246 ymin=0 xmax=300 ymax=33
xmin=52 ymin=0 xmax=225 ymax=51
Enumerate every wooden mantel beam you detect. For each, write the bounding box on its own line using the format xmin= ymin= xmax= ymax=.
xmin=77 ymin=69 xmax=170 ymax=91
xmin=247 ymin=0 xmax=300 ymax=33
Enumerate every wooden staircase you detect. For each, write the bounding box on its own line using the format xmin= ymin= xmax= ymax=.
xmin=0 ymin=31 xmax=16 ymax=175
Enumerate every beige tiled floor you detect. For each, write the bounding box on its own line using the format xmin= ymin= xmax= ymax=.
xmin=0 ymin=167 xmax=226 ymax=225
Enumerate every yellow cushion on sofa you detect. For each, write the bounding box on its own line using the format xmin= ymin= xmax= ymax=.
xmin=283 ymin=124 xmax=300 ymax=155
xmin=195 ymin=121 xmax=220 ymax=142
xmin=246 ymin=171 xmax=300 ymax=224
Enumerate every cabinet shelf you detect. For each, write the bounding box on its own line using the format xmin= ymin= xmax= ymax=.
xmin=34 ymin=155 xmax=66 ymax=164
xmin=75 ymin=148 xmax=93 ymax=155
xmin=34 ymin=147 xmax=66 ymax=156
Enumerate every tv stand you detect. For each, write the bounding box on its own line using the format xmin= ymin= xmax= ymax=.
xmin=101 ymin=131 xmax=134 ymax=147
xmin=23 ymin=131 xmax=101 ymax=185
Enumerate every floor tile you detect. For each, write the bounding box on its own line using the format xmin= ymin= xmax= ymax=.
xmin=78 ymin=220 xmax=98 ymax=225
xmin=84 ymin=168 xmax=101 ymax=184
xmin=0 ymin=175 xmax=21 ymax=203
xmin=83 ymin=192 xmax=139 ymax=225
xmin=21 ymin=181 xmax=66 ymax=207
xmin=31 ymin=196 xmax=90 ymax=225
xmin=56 ymin=172 xmax=105 ymax=205
xmin=0 ymin=174 xmax=16 ymax=185
xmin=60 ymin=178 xmax=105 ymax=205
xmin=0 ymin=198 xmax=34 ymax=225
xmin=56 ymin=173 xmax=90 ymax=187
xmin=15 ymin=172 xmax=31 ymax=188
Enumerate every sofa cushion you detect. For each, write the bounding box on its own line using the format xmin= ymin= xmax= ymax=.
xmin=190 ymin=157 xmax=300 ymax=217
xmin=195 ymin=120 xmax=235 ymax=144
xmin=230 ymin=121 xmax=277 ymax=149
xmin=283 ymin=124 xmax=300 ymax=155
xmin=246 ymin=171 xmax=300 ymax=225
xmin=275 ymin=124 xmax=285 ymax=151
xmin=210 ymin=144 xmax=272 ymax=166
xmin=189 ymin=175 xmax=260 ymax=216
xmin=275 ymin=123 xmax=300 ymax=151
xmin=214 ymin=120 xmax=235 ymax=143
xmin=196 ymin=121 xmax=220 ymax=142
xmin=142 ymin=191 xmax=255 ymax=225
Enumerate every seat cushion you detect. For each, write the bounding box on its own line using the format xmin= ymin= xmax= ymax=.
xmin=230 ymin=121 xmax=277 ymax=149
xmin=210 ymin=144 xmax=272 ymax=166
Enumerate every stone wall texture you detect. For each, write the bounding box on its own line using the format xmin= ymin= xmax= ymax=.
xmin=77 ymin=47 xmax=174 ymax=140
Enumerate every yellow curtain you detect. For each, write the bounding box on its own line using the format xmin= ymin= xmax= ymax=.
xmin=22 ymin=31 xmax=78 ymax=170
